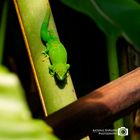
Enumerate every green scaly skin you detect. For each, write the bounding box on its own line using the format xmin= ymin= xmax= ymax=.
xmin=41 ymin=10 xmax=70 ymax=81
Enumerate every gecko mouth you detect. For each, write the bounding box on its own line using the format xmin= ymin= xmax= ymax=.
xmin=54 ymin=74 xmax=67 ymax=88
xmin=56 ymin=74 xmax=66 ymax=81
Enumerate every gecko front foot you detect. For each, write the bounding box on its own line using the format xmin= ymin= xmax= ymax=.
xmin=42 ymin=53 xmax=49 ymax=62
xmin=42 ymin=50 xmax=49 ymax=57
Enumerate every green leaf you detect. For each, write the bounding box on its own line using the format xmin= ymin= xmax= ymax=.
xmin=92 ymin=0 xmax=140 ymax=51
xmin=60 ymin=0 xmax=120 ymax=37
xmin=61 ymin=0 xmax=140 ymax=51
xmin=0 ymin=119 xmax=59 ymax=140
xmin=0 ymin=65 xmax=59 ymax=140
xmin=0 ymin=66 xmax=31 ymax=120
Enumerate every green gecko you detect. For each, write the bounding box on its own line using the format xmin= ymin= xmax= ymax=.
xmin=40 ymin=10 xmax=70 ymax=81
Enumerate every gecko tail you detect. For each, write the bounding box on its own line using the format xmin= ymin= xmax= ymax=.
xmin=40 ymin=8 xmax=51 ymax=43
xmin=41 ymin=22 xmax=50 ymax=43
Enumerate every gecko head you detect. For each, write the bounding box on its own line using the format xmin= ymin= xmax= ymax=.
xmin=55 ymin=64 xmax=70 ymax=81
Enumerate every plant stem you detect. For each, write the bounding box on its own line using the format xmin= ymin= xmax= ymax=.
xmin=13 ymin=0 xmax=77 ymax=115
xmin=13 ymin=1 xmax=89 ymax=139
xmin=106 ymin=36 xmax=119 ymax=80
xmin=0 ymin=0 xmax=8 ymax=65
xmin=106 ymin=35 xmax=125 ymax=140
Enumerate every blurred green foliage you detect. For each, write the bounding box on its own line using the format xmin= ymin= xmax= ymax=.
xmin=0 ymin=66 xmax=59 ymax=140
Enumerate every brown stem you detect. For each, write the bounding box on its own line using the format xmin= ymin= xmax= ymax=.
xmin=45 ymin=68 xmax=140 ymax=140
